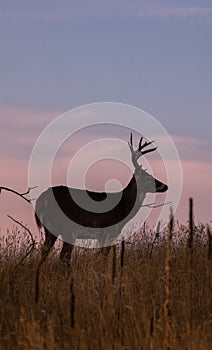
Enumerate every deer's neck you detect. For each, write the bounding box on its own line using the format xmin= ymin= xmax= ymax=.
xmin=119 ymin=175 xmax=146 ymax=221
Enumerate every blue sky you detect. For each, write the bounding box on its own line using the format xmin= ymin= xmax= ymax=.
xmin=1 ymin=0 xmax=212 ymax=137
xmin=0 ymin=0 xmax=212 ymax=229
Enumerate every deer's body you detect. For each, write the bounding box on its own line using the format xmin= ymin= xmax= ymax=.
xmin=36 ymin=177 xmax=137 ymax=228
xmin=35 ymin=134 xmax=168 ymax=264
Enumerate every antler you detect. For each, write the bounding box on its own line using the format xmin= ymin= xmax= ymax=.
xmin=128 ymin=132 xmax=157 ymax=169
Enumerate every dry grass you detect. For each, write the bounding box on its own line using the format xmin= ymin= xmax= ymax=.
xmin=0 ymin=222 xmax=211 ymax=350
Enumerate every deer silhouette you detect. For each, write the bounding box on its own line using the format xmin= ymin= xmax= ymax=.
xmin=35 ymin=133 xmax=168 ymax=264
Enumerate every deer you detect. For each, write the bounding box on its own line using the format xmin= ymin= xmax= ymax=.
xmin=35 ymin=133 xmax=168 ymax=266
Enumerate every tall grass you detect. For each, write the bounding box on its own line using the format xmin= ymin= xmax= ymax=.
xmin=0 ymin=220 xmax=211 ymax=349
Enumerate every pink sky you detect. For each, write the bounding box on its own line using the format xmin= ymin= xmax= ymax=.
xmin=1 ymin=106 xmax=211 ymax=238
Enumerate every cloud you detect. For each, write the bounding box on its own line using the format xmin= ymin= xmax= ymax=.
xmin=0 ymin=105 xmax=62 ymax=158
xmin=136 ymin=6 xmax=212 ymax=20
xmin=1 ymin=105 xmax=211 ymax=168
xmin=172 ymin=135 xmax=212 ymax=164
xmin=1 ymin=2 xmax=212 ymax=22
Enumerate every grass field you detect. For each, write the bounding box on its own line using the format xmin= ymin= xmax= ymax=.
xmin=0 ymin=218 xmax=211 ymax=349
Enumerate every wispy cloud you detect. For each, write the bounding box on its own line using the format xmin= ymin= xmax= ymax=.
xmin=171 ymin=135 xmax=212 ymax=164
xmin=135 ymin=6 xmax=212 ymax=20
xmin=1 ymin=106 xmax=62 ymax=158
xmin=1 ymin=105 xmax=211 ymax=162
xmin=1 ymin=2 xmax=212 ymax=22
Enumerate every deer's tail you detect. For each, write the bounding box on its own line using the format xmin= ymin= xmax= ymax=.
xmin=34 ymin=190 xmax=48 ymax=229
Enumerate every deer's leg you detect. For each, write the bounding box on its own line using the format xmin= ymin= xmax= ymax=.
xmin=40 ymin=228 xmax=57 ymax=266
xmin=100 ymin=245 xmax=111 ymax=257
xmin=60 ymin=241 xmax=74 ymax=264
xmin=98 ymin=228 xmax=119 ymax=257
xmin=98 ymin=231 xmax=112 ymax=257
xmin=36 ymin=229 xmax=57 ymax=302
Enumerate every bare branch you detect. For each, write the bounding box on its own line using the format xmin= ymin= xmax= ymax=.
xmin=20 ymin=186 xmax=38 ymax=196
xmin=7 ymin=214 xmax=36 ymax=248
xmin=141 ymin=201 xmax=172 ymax=209
xmin=0 ymin=186 xmax=37 ymax=204
xmin=19 ymin=244 xmax=36 ymax=264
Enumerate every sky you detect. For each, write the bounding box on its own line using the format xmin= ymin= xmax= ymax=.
xmin=0 ymin=0 xmax=212 ymax=236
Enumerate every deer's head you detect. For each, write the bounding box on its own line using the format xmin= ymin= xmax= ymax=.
xmin=128 ymin=133 xmax=168 ymax=194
